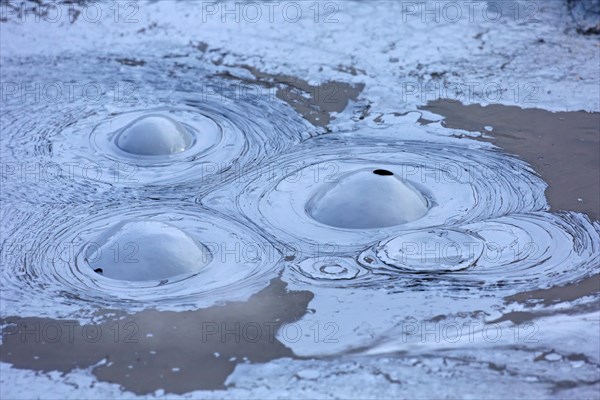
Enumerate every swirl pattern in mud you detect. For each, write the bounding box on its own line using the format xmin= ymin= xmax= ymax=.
xmin=199 ymin=134 xmax=599 ymax=296
xmin=0 ymin=54 xmax=313 ymax=205
xmin=358 ymin=212 xmax=600 ymax=292
xmin=201 ymin=135 xmax=549 ymax=248
xmin=1 ymin=52 xmax=598 ymax=362
xmin=0 ymin=203 xmax=281 ymax=316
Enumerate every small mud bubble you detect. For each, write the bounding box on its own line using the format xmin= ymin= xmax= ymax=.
xmin=116 ymin=114 xmax=193 ymax=156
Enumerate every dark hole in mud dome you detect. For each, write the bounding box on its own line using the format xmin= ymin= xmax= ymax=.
xmin=372 ymin=169 xmax=394 ymax=176
xmin=0 ymin=278 xmax=314 ymax=395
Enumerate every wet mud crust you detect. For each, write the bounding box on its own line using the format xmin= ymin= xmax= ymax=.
xmin=0 ymin=278 xmax=314 ymax=394
xmin=420 ymin=100 xmax=600 ymax=220
xmin=215 ymin=65 xmax=364 ymax=128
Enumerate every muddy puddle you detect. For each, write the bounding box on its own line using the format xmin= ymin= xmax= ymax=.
xmin=1 ymin=278 xmax=312 ymax=394
xmin=420 ymin=99 xmax=600 ymax=220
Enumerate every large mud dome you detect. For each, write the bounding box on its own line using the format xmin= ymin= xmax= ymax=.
xmin=1 ymin=1 xmax=599 ymax=399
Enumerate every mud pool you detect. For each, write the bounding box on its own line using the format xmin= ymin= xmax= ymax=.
xmin=1 ymin=1 xmax=599 ymax=399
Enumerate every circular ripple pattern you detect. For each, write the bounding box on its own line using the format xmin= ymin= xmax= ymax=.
xmin=0 ymin=203 xmax=281 ymax=316
xmin=375 ymin=229 xmax=484 ymax=272
xmin=0 ymin=55 xmax=312 ymax=204
xmin=1 ymin=53 xmax=599 ymax=336
xmin=201 ymin=135 xmax=549 ymax=249
xmin=86 ymin=107 xmax=241 ymax=183
xmin=288 ymin=256 xmax=375 ymax=287
xmin=357 ymin=212 xmax=600 ymax=292
xmin=199 ymin=134 xmax=599 ymax=294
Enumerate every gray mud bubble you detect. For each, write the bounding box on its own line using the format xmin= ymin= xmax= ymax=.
xmin=216 ymin=137 xmax=551 ymax=248
xmin=306 ymin=168 xmax=429 ymax=229
xmin=0 ymin=278 xmax=314 ymax=394
xmin=85 ymin=220 xmax=213 ymax=282
xmin=0 ymin=203 xmax=283 ymax=312
xmin=115 ymin=114 xmax=194 ymax=156
xmin=419 ymin=100 xmax=600 ymax=220
xmin=0 ymin=57 xmax=312 ymax=194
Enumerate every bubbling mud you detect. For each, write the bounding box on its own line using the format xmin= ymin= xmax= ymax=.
xmin=201 ymin=134 xmax=549 ymax=249
xmin=199 ymin=133 xmax=599 ymax=297
xmin=0 ymin=56 xmax=312 ymax=204
xmin=93 ymin=108 xmax=223 ymax=166
xmin=291 ymin=257 xmax=371 ymax=285
xmin=86 ymin=220 xmax=213 ymax=281
xmin=1 ymin=53 xmax=599 ymax=398
xmin=358 ymin=212 xmax=600 ymax=292
xmin=375 ymin=229 xmax=483 ymax=272
xmin=306 ymin=169 xmax=429 ymax=229
xmin=0 ymin=203 xmax=281 ymax=315
xmin=115 ymin=115 xmax=194 ymax=156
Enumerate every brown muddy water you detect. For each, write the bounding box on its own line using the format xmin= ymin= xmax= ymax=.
xmin=420 ymin=100 xmax=600 ymax=220
xmin=420 ymin=99 xmax=600 ymax=318
xmin=0 ymin=278 xmax=313 ymax=394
